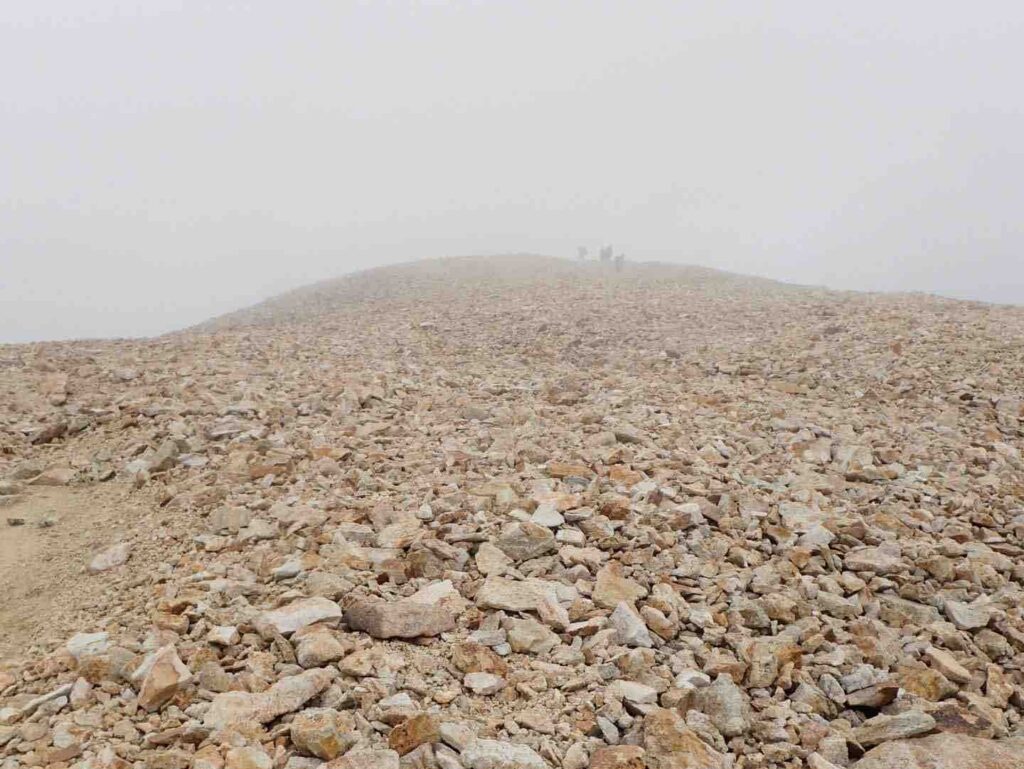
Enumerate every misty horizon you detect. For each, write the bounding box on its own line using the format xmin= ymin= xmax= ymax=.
xmin=2 ymin=250 xmax=1018 ymax=345
xmin=3 ymin=2 xmax=1023 ymax=343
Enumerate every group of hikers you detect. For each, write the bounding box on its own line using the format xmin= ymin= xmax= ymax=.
xmin=577 ymin=245 xmax=625 ymax=271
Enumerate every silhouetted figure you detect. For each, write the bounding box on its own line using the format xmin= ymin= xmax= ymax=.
xmin=577 ymin=246 xmax=588 ymax=261
xmin=614 ymin=253 xmax=624 ymax=272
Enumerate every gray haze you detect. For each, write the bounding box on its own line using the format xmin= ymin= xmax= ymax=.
xmin=2 ymin=2 xmax=1023 ymax=343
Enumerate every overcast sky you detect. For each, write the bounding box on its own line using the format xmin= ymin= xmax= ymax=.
xmin=2 ymin=2 xmax=1022 ymax=342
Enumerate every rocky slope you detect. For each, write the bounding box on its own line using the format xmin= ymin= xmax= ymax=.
xmin=2 ymin=254 xmax=1024 ymax=769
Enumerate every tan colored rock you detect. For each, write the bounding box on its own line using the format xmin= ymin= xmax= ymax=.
xmin=852 ymin=732 xmax=1024 ymax=769
xmin=547 ymin=462 xmax=593 ymax=478
xmin=377 ymin=517 xmax=422 ymax=548
xmin=507 ymin=617 xmax=559 ymax=654
xmin=344 ymin=597 xmax=456 ymax=638
xmin=131 ymin=645 xmax=191 ymax=711
xmin=944 ymin=600 xmax=992 ymax=630
xmin=463 ymin=671 xmax=506 ymax=695
xmin=474 ymin=576 xmax=559 ymax=612
xmin=590 ymin=746 xmax=646 ymax=769
xmin=451 ymin=642 xmax=507 ymax=675
xmin=844 ymin=544 xmax=902 ymax=574
xmin=291 ymin=624 xmax=343 ymax=665
xmin=325 ymin=749 xmax=400 ymax=769
xmin=697 ymin=674 xmax=751 ymax=737
xmin=924 ymin=646 xmax=973 ymax=684
xmin=898 ymin=665 xmax=956 ymax=701
xmin=388 ymin=713 xmax=440 ymax=755
xmin=256 ymin=597 xmax=342 ymax=636
xmin=642 ymin=707 xmax=724 ymax=769
xmin=851 ymin=711 xmax=936 ymax=747
xmin=475 ymin=541 xmax=512 ymax=576
xmin=460 ymin=739 xmax=548 ymax=769
xmin=593 ymin=562 xmax=647 ymax=609
xmin=204 ymin=668 xmax=333 ymax=729
xmin=290 ymin=708 xmax=357 ymax=759
xmin=225 ymin=747 xmax=272 ymax=769
xmin=494 ymin=521 xmax=556 ymax=562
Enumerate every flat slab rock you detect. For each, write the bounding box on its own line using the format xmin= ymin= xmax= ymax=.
xmin=344 ymin=597 xmax=457 ymax=639
xmin=459 ymin=738 xmax=549 ymax=769
xmin=850 ymin=710 xmax=936 ymax=747
xmin=852 ymin=733 xmax=1024 ymax=769
xmin=328 ymin=749 xmax=400 ymax=769
xmin=256 ymin=597 xmax=341 ymax=636
xmin=204 ymin=668 xmax=334 ymax=729
xmin=474 ymin=576 xmax=560 ymax=612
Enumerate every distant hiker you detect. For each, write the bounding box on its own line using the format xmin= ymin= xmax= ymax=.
xmin=614 ymin=253 xmax=624 ymax=272
xmin=577 ymin=246 xmax=588 ymax=261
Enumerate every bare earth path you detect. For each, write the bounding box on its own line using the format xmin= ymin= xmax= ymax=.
xmin=0 ymin=484 xmax=148 ymax=660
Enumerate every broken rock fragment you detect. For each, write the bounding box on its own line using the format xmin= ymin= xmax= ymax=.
xmin=204 ymin=668 xmax=333 ymax=729
xmin=88 ymin=542 xmax=130 ymax=573
xmin=345 ymin=597 xmax=456 ymax=639
xmin=290 ymin=708 xmax=356 ymax=760
xmin=590 ymin=746 xmax=646 ymax=769
xmin=257 ymin=597 xmax=342 ymax=636
xmin=851 ymin=710 xmax=936 ymax=747
xmin=494 ymin=521 xmax=555 ymax=562
xmin=642 ymin=707 xmax=724 ymax=769
xmin=459 ymin=738 xmax=549 ymax=769
xmin=131 ymin=645 xmax=192 ymax=712
xmin=463 ymin=672 xmax=506 ymax=695
xmin=852 ymin=732 xmax=1024 ymax=769
xmin=388 ymin=713 xmax=440 ymax=756
xmin=697 ymin=674 xmax=751 ymax=737
xmin=474 ymin=576 xmax=559 ymax=612
xmin=593 ymin=562 xmax=647 ymax=609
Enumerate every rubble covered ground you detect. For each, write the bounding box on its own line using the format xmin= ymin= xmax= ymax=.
xmin=2 ymin=253 xmax=1024 ymax=769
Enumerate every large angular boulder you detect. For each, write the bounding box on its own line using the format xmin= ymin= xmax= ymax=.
xmin=852 ymin=733 xmax=1024 ymax=769
xmin=345 ymin=598 xmax=455 ymax=639
xmin=131 ymin=645 xmax=192 ymax=712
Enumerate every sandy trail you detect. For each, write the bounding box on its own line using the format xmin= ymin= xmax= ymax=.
xmin=0 ymin=484 xmax=144 ymax=660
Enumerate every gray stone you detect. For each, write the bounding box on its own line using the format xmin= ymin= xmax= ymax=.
xmin=459 ymin=738 xmax=548 ymax=769
xmin=463 ymin=672 xmax=506 ymax=695
xmin=944 ymin=600 xmax=992 ymax=631
xmin=697 ymin=674 xmax=751 ymax=737
xmin=609 ymin=602 xmax=653 ymax=648
xmin=88 ymin=543 xmax=130 ymax=573
xmin=256 ymin=597 xmax=341 ymax=636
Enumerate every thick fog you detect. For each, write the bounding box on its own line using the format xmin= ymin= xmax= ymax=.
xmin=2 ymin=2 xmax=1022 ymax=343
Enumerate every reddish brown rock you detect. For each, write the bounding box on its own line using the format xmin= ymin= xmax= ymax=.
xmin=387 ymin=713 xmax=439 ymax=756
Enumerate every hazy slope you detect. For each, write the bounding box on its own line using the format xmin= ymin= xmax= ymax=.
xmin=192 ymin=253 xmax=798 ymax=332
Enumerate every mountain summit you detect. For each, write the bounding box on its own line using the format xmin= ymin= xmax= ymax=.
xmin=2 ymin=254 xmax=1024 ymax=768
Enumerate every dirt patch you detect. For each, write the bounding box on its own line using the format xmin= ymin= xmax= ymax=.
xmin=0 ymin=483 xmax=152 ymax=660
